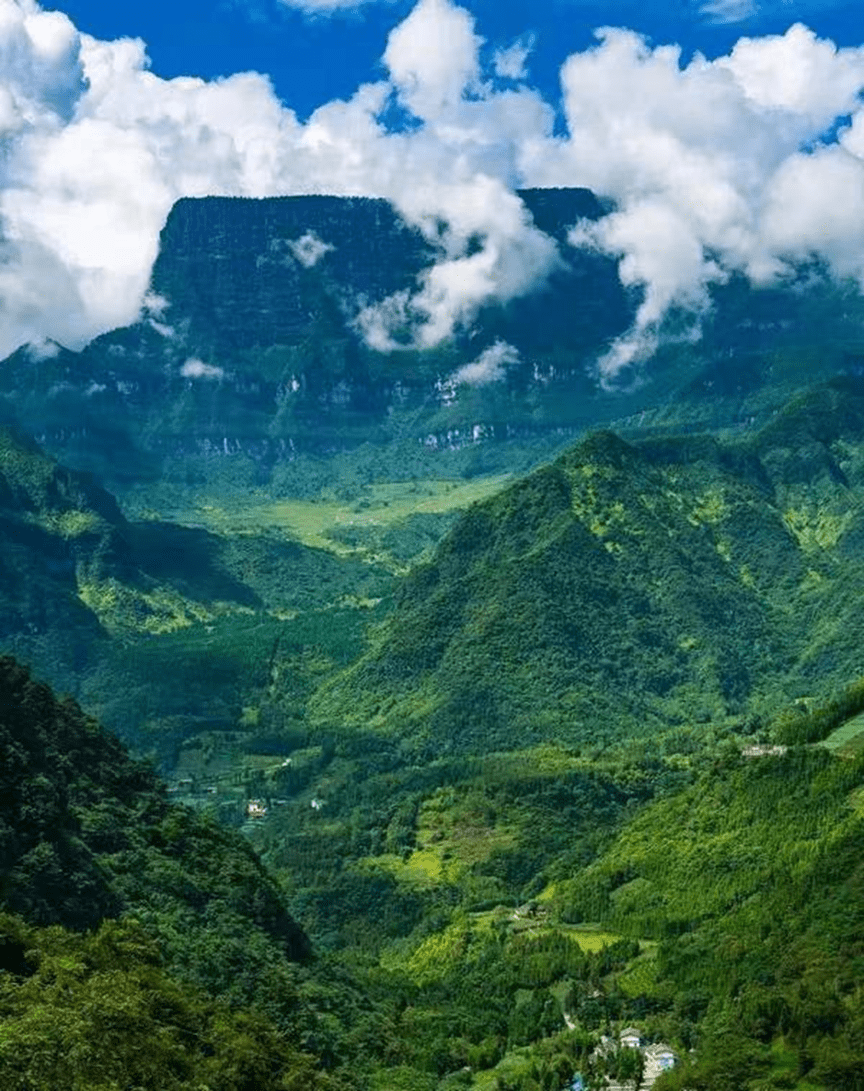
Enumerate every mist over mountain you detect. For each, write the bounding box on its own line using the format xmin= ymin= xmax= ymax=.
xmin=2 ymin=189 xmax=863 ymax=502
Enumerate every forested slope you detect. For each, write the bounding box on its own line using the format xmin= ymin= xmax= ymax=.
xmin=310 ymin=379 xmax=864 ymax=754
xmin=0 ymin=426 xmax=394 ymax=760
xmin=7 ymin=382 xmax=864 ymax=1089
xmin=0 ymin=656 xmax=353 ymax=1090
xmin=552 ymin=746 xmax=864 ymax=1091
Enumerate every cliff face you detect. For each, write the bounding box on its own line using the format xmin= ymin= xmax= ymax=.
xmin=150 ymin=188 xmax=620 ymax=358
xmin=0 ymin=189 xmax=861 ymax=492
xmin=150 ymin=194 xmax=437 ymax=352
xmin=0 ymin=189 xmax=634 ymax=487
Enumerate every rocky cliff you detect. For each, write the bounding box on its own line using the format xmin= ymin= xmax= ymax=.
xmin=0 ymin=189 xmax=861 ymax=493
xmin=0 ymin=190 xmax=630 ymax=488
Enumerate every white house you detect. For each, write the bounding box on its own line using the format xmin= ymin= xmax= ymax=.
xmin=619 ymin=1026 xmax=642 ymax=1050
xmin=643 ymin=1042 xmax=678 ymax=1084
xmin=742 ymin=744 xmax=787 ymax=758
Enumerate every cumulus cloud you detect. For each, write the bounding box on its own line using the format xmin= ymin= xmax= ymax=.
xmin=352 ymin=2 xmax=560 ymax=349
xmin=1 ymin=0 xmax=864 ymax=382
xmin=383 ymin=0 xmax=482 ymax=120
xmin=529 ymin=23 xmax=864 ymax=377
xmin=0 ymin=0 xmax=558 ymax=358
xmin=0 ymin=0 xmax=83 ymax=125
xmin=181 ymin=357 xmax=225 ymax=380
xmin=0 ymin=7 xmax=308 ymax=355
xmin=493 ymin=36 xmax=535 ymax=82
xmin=357 ymin=175 xmax=560 ymax=350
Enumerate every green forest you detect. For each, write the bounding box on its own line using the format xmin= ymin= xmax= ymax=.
xmin=5 ymin=649 xmax=864 ymax=1089
xmin=4 ymin=192 xmax=864 ymax=1090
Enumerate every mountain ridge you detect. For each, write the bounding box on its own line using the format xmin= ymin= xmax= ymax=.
xmin=308 ymin=378 xmax=864 ymax=754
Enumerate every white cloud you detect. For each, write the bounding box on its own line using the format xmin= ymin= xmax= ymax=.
xmin=288 ymin=230 xmax=334 ymax=267
xmin=761 ymin=144 xmax=864 ymax=277
xmin=0 ymin=0 xmax=83 ymax=125
xmin=277 ymin=0 xmax=391 ymax=11
xmin=181 ymin=357 xmax=224 ymax=380
xmin=142 ymin=291 xmax=169 ymax=317
xmin=383 ymin=0 xmax=482 ymax=121
xmin=0 ymin=14 xmax=307 ymax=355
xmin=452 ymin=340 xmax=519 ymax=386
xmin=352 ymin=3 xmax=559 ymax=349
xmin=493 ymin=36 xmax=535 ymax=82
xmin=0 ymin=0 xmax=558 ymax=358
xmin=527 ymin=23 xmax=864 ymax=378
xmin=25 ymin=337 xmax=60 ymax=360
xmin=718 ymin=22 xmax=864 ymax=125
xmin=699 ymin=0 xmax=756 ymax=25
xmin=570 ymin=201 xmax=717 ymax=373
xmin=357 ymin=174 xmax=560 ymax=350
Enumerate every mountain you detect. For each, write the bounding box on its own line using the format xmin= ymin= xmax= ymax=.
xmin=549 ymin=744 xmax=864 ymax=1091
xmin=0 ymin=653 xmax=308 ymax=947
xmin=2 ymin=190 xmax=861 ymax=504
xmin=0 ymin=189 xmax=628 ymax=492
xmin=309 ymin=378 xmax=864 ymax=754
xmin=0 ymin=656 xmax=352 ymax=1090
xmin=5 ymin=190 xmax=864 ymax=1091
xmin=0 ymin=426 xmax=127 ymax=681
xmin=0 ymin=427 xmax=393 ymax=759
xmin=244 ymin=385 xmax=864 ymax=1090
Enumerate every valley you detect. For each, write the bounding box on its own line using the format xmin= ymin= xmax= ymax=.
xmin=2 ymin=190 xmax=864 ymax=1090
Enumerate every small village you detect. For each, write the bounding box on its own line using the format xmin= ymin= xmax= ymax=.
xmin=567 ymin=1026 xmax=679 ymax=1091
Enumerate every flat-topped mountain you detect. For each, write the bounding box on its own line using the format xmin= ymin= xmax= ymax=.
xmin=0 ymin=189 xmax=630 ymax=490
xmin=151 ymin=188 xmax=615 ymax=355
xmin=2 ymin=189 xmax=860 ymax=498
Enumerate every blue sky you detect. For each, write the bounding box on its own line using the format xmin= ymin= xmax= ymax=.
xmin=2 ymin=0 xmax=864 ymax=375
xmin=46 ymin=0 xmax=864 ymax=119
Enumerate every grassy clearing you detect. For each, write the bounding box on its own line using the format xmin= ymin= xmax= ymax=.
xmin=763 ymin=1040 xmax=824 ymax=1090
xmin=414 ymin=794 xmax=518 ymax=877
xmin=480 ymin=745 xmax=587 ymax=781
xmin=77 ymin=574 xmax=252 ymax=636
xmin=563 ymin=926 xmax=626 ymax=953
xmin=616 ymin=950 xmax=659 ymax=997
xmin=471 ymin=1049 xmax=538 ymax=1091
xmin=358 ymin=851 xmax=445 ymax=889
xmin=370 ymin=1066 xmax=435 ymax=1091
xmin=151 ymin=474 xmax=511 ymax=564
xmin=379 ymin=917 xmax=481 ymax=983
xmin=464 ymin=910 xmax=628 ymax=953
xmin=821 ymin=712 xmax=864 ymax=756
xmin=357 ymin=805 xmax=517 ymax=892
